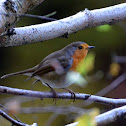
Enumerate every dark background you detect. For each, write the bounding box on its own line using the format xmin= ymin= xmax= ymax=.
xmin=0 ymin=0 xmax=126 ymax=125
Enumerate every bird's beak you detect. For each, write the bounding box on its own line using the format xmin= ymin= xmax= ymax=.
xmin=88 ymin=46 xmax=95 ymax=49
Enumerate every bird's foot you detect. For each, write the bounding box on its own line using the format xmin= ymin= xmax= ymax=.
xmin=45 ymin=83 xmax=58 ymax=104
xmin=62 ymin=88 xmax=76 ymax=102
xmin=50 ymin=88 xmax=58 ymax=104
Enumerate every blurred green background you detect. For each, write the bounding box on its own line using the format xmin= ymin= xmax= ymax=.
xmin=0 ymin=0 xmax=126 ymax=126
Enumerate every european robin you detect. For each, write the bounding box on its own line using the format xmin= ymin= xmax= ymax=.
xmin=1 ymin=41 xmax=94 ymax=97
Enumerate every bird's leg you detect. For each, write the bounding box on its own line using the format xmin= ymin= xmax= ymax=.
xmin=32 ymin=79 xmax=40 ymax=85
xmin=45 ymin=83 xmax=58 ymax=103
xmin=62 ymin=88 xmax=76 ymax=102
xmin=30 ymin=79 xmax=40 ymax=92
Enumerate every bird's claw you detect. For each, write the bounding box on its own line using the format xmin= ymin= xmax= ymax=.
xmin=62 ymin=88 xmax=76 ymax=102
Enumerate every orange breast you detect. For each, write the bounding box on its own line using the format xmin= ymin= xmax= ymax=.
xmin=70 ymin=47 xmax=88 ymax=71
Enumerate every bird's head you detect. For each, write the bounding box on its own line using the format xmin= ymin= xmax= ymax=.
xmin=66 ymin=41 xmax=95 ymax=71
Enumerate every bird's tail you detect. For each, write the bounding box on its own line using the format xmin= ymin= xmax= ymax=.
xmin=1 ymin=67 xmax=36 ymax=79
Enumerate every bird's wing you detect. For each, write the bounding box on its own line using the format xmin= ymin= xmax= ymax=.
xmin=1 ymin=56 xmax=73 ymax=80
xmin=31 ymin=48 xmax=73 ymax=77
xmin=31 ymin=59 xmax=65 ymax=77
xmin=31 ymin=54 xmax=73 ymax=77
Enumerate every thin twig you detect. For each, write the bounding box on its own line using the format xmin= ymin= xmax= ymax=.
xmin=0 ymin=0 xmax=45 ymax=29
xmin=0 ymin=104 xmax=21 ymax=122
xmin=0 ymin=108 xmax=25 ymax=126
xmin=95 ymin=74 xmax=126 ymax=96
xmin=0 ymin=86 xmax=126 ymax=106
xmin=20 ymin=106 xmax=87 ymax=114
xmin=80 ymin=73 xmax=126 ymax=107
xmin=0 ymin=12 xmax=57 ymax=21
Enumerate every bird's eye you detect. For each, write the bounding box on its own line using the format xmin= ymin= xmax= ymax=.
xmin=78 ymin=45 xmax=83 ymax=49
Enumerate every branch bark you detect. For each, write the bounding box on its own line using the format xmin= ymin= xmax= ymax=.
xmin=0 ymin=0 xmax=44 ymax=35
xmin=0 ymin=3 xmax=126 ymax=47
xmin=96 ymin=105 xmax=126 ymax=125
xmin=66 ymin=105 xmax=126 ymax=126
xmin=0 ymin=86 xmax=126 ymax=106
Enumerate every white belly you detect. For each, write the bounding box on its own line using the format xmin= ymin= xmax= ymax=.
xmin=35 ymin=72 xmax=74 ymax=88
xmin=24 ymin=72 xmax=75 ymax=88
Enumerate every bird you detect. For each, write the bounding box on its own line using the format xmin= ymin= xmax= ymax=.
xmin=1 ymin=41 xmax=94 ymax=98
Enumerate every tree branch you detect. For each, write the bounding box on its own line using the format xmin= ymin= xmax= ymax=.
xmin=0 ymin=86 xmax=126 ymax=106
xmin=66 ymin=105 xmax=126 ymax=126
xmin=78 ymin=73 xmax=126 ymax=107
xmin=0 ymin=3 xmax=126 ymax=47
xmin=96 ymin=105 xmax=126 ymax=126
xmin=0 ymin=0 xmax=44 ymax=34
xmin=114 ymin=56 xmax=126 ymax=63
xmin=0 ymin=108 xmax=36 ymax=126
xmin=20 ymin=106 xmax=87 ymax=114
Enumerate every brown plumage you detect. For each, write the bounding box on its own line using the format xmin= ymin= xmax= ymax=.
xmin=1 ymin=41 xmax=94 ymax=89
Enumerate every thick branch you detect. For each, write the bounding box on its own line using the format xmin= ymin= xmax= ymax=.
xmin=0 ymin=0 xmax=44 ymax=34
xmin=1 ymin=3 xmax=126 ymax=47
xmin=0 ymin=86 xmax=126 ymax=106
xmin=96 ymin=105 xmax=126 ymax=125
xmin=66 ymin=105 xmax=126 ymax=126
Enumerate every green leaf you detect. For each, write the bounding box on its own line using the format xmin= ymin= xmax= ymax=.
xmin=75 ymin=108 xmax=100 ymax=126
xmin=96 ymin=25 xmax=111 ymax=32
